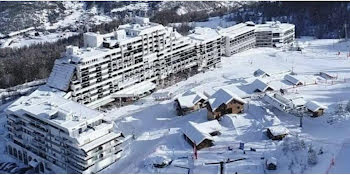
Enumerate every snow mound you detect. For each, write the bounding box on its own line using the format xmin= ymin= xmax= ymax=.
xmin=144 ymin=155 xmax=172 ymax=168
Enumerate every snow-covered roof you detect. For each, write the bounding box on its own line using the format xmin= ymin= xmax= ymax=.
xmin=263 ymin=94 xmax=290 ymax=111
xmin=250 ymin=78 xmax=275 ymax=92
xmin=47 ymin=60 xmax=76 ymax=91
xmin=290 ymin=97 xmax=306 ymax=107
xmin=255 ymin=22 xmax=294 ymax=33
xmin=218 ymin=22 xmax=255 ymax=38
xmin=267 ymin=126 xmax=289 ymax=136
xmin=267 ymin=157 xmax=277 ymax=165
xmin=305 ymin=101 xmax=327 ymax=112
xmin=6 ymin=88 xmax=104 ymax=133
xmin=319 ymin=72 xmax=337 ymax=80
xmin=182 ymin=120 xmax=222 ymax=145
xmin=216 ymin=84 xmax=250 ymax=99
xmin=177 ymin=91 xmax=208 ymax=108
xmin=81 ymin=132 xmax=122 ymax=152
xmin=208 ymin=88 xmax=246 ymax=111
xmin=254 ymin=69 xmax=270 ymax=77
xmin=284 ymin=74 xmax=303 ymax=85
xmin=188 ymin=27 xmax=221 ymax=43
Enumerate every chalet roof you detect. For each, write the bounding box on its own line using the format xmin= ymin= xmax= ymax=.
xmin=267 ymin=157 xmax=277 ymax=165
xmin=250 ymin=78 xmax=275 ymax=92
xmin=182 ymin=120 xmax=221 ymax=146
xmin=284 ymin=74 xmax=303 ymax=85
xmin=267 ymin=125 xmax=289 ymax=136
xmin=177 ymin=91 xmax=208 ymax=108
xmin=305 ymin=101 xmax=327 ymax=112
xmin=208 ymin=88 xmax=246 ymax=111
xmin=254 ymin=69 xmax=270 ymax=77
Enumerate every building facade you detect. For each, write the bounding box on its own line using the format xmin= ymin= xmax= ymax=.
xmin=5 ymin=87 xmax=126 ymax=173
xmin=46 ymin=18 xmax=295 ymax=108
xmin=218 ymin=22 xmax=256 ymax=56
xmin=47 ymin=17 xmax=203 ymax=108
xmin=255 ymin=21 xmax=295 ymax=47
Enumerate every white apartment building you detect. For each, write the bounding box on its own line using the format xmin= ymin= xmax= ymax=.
xmin=255 ymin=21 xmax=295 ymax=47
xmin=47 ymin=17 xmax=199 ymax=108
xmin=46 ymin=17 xmax=295 ymax=108
xmin=188 ymin=27 xmax=223 ymax=70
xmin=218 ymin=22 xmax=256 ymax=56
xmin=5 ymin=86 xmax=126 ymax=174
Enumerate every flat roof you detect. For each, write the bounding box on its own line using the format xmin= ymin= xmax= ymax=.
xmin=218 ymin=23 xmax=255 ymax=38
xmin=6 ymin=87 xmax=103 ymax=132
xmin=188 ymin=27 xmax=221 ymax=43
xmin=255 ymin=22 xmax=295 ymax=33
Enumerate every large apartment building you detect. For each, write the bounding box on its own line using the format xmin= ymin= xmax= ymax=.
xmin=47 ymin=17 xmax=200 ymax=108
xmin=5 ymin=86 xmax=126 ymax=173
xmin=218 ymin=22 xmax=256 ymax=56
xmin=188 ymin=27 xmax=223 ymax=70
xmin=46 ymin=17 xmax=295 ymax=108
xmin=255 ymin=21 xmax=295 ymax=47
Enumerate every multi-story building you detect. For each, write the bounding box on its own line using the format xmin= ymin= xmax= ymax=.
xmin=47 ymin=17 xmax=198 ymax=108
xmin=46 ymin=17 xmax=295 ymax=108
xmin=5 ymin=86 xmax=126 ymax=173
xmin=255 ymin=21 xmax=295 ymax=47
xmin=188 ymin=27 xmax=223 ymax=70
xmin=218 ymin=22 xmax=256 ymax=56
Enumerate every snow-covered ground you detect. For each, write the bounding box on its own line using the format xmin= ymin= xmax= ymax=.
xmin=1 ymin=31 xmax=79 ymax=48
xmin=100 ymin=38 xmax=350 ymax=173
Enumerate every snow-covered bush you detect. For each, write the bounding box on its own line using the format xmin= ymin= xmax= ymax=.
xmin=307 ymin=145 xmax=318 ymax=165
xmin=274 ymin=136 xmax=319 ymax=173
xmin=144 ymin=155 xmax=172 ymax=169
xmin=345 ymin=101 xmax=350 ymax=112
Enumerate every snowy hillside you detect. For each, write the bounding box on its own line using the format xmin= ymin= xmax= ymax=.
xmin=94 ymin=38 xmax=350 ymax=174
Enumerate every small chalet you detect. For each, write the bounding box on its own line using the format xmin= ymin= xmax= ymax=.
xmin=182 ymin=120 xmax=222 ymax=150
xmin=266 ymin=126 xmax=289 ymax=140
xmin=250 ymin=79 xmax=275 ymax=93
xmin=284 ymin=74 xmax=303 ymax=86
xmin=175 ymin=91 xmax=208 ymax=116
xmin=305 ymin=101 xmax=327 ymax=117
xmin=266 ymin=157 xmax=277 ymax=170
xmin=319 ymin=72 xmax=337 ymax=80
xmin=254 ymin=69 xmax=271 ymax=78
xmin=207 ymin=88 xmax=246 ymax=120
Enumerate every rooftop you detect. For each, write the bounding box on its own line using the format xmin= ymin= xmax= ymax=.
xmin=188 ymin=27 xmax=221 ymax=43
xmin=305 ymin=101 xmax=327 ymax=112
xmin=255 ymin=21 xmax=295 ymax=33
xmin=182 ymin=120 xmax=222 ymax=145
xmin=176 ymin=91 xmax=208 ymax=108
xmin=208 ymin=88 xmax=246 ymax=111
xmin=6 ymin=87 xmax=104 ymax=132
xmin=218 ymin=22 xmax=255 ymax=38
